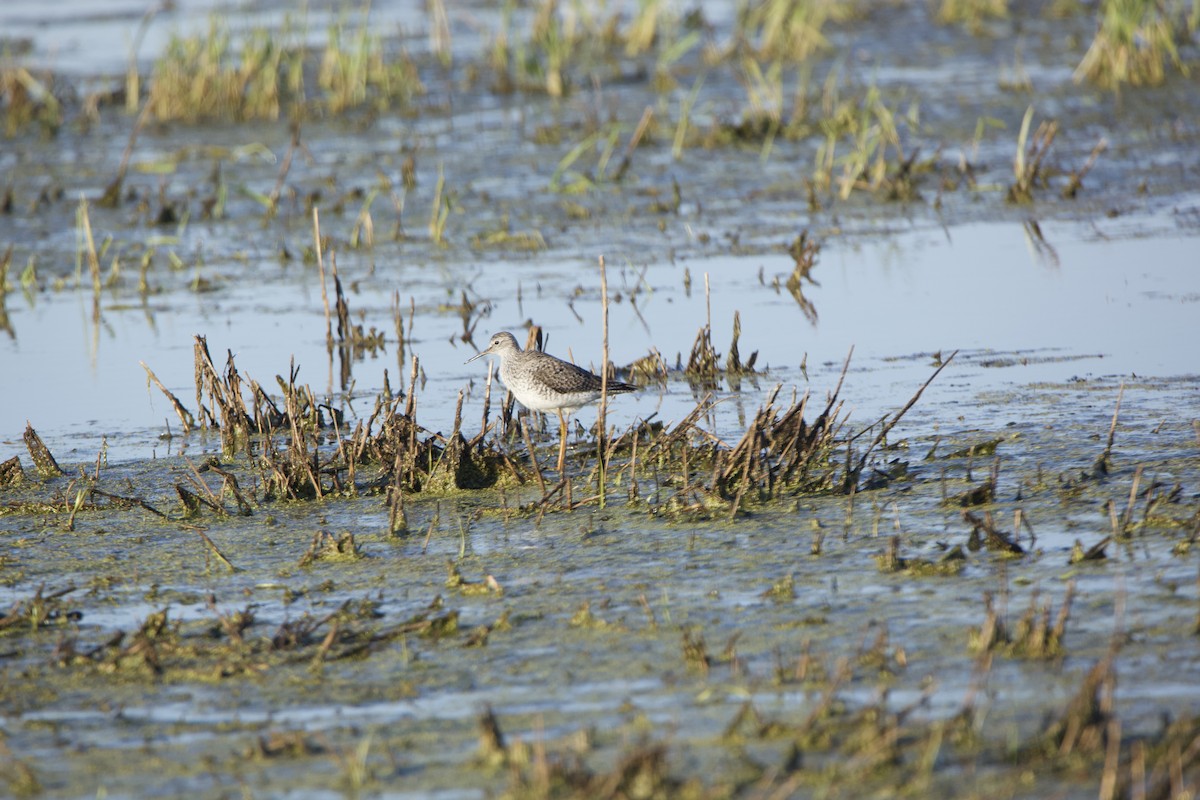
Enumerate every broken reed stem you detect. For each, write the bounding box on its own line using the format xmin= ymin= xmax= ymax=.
xmin=452 ymin=389 xmax=464 ymax=438
xmin=422 ymin=501 xmax=441 ymax=555
xmin=331 ymin=253 xmax=348 ymax=345
xmin=1099 ymin=716 xmax=1121 ymax=800
xmin=197 ymin=531 xmax=237 ymax=573
xmin=405 ymin=354 xmax=419 ymax=419
xmin=0 ymin=244 xmax=11 ymax=306
xmin=124 ymin=5 xmax=160 ymax=113
xmin=1064 ymin=137 xmax=1108 ymax=198
xmin=853 ymin=349 xmax=957 ymax=481
xmin=268 ymin=123 xmax=300 ymax=214
xmin=521 ymin=415 xmax=547 ymax=495
xmin=534 ymin=479 xmax=567 ymax=524
xmin=480 ymin=359 xmax=494 ymax=447
xmin=1104 ymin=383 xmax=1125 ymax=460
xmin=99 ymin=98 xmax=152 ymax=207
xmin=597 ymin=254 xmax=610 ymax=509
xmin=90 ymin=487 xmax=168 ymax=519
xmin=141 ymin=361 xmax=194 ymax=433
xmin=193 ymin=336 xmax=211 ymax=430
xmin=314 ymin=208 xmax=333 ymax=354
xmin=331 ymin=411 xmax=355 ymax=494
xmin=285 ymin=367 xmax=323 ymax=500
xmin=389 ymin=452 xmax=408 ymax=535
xmin=629 ymin=423 xmax=640 ymax=502
xmin=392 ymin=290 xmax=406 ymax=371
xmin=77 ymin=196 xmax=101 ymax=296
xmin=611 ymin=105 xmax=653 ymax=182
xmin=681 ymin=435 xmax=690 ymax=498
xmin=23 ymin=422 xmax=65 ymax=477
xmin=1119 ymin=465 xmax=1144 ymax=535
xmin=704 ymin=272 xmax=712 ymax=331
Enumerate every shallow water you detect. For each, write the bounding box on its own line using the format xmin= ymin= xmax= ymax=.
xmin=2 ymin=2 xmax=1200 ymax=797
xmin=0 ymin=0 xmax=434 ymax=77
xmin=2 ymin=214 xmax=1197 ymax=465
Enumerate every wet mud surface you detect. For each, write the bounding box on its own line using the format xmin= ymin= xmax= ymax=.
xmin=2 ymin=373 xmax=1198 ymax=798
xmin=2 ymin=1 xmax=1200 ymax=797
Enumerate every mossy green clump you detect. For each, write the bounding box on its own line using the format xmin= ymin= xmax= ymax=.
xmin=147 ymin=20 xmax=294 ymax=122
xmin=875 ymin=537 xmax=967 ymax=576
xmin=968 ymin=586 xmax=1073 ymax=660
xmin=0 ymin=65 xmax=62 ymax=137
xmin=736 ymin=0 xmax=857 ymax=62
xmin=936 ymin=0 xmax=1009 ymax=30
xmin=1074 ymin=0 xmax=1189 ymax=89
xmin=298 ymin=530 xmax=362 ymax=566
xmin=424 ymin=433 xmax=511 ymax=493
xmin=146 ymin=14 xmax=422 ymax=123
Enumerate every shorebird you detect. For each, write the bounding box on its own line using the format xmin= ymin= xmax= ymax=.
xmin=466 ymin=331 xmax=636 ymax=472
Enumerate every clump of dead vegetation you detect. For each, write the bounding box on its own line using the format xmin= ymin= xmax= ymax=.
xmin=682 ymin=308 xmax=761 ymax=389
xmin=143 ymin=334 xmax=520 ymax=503
xmin=936 ymin=0 xmax=1009 ymax=32
xmin=144 ymin=14 xmax=422 ymax=122
xmin=590 ymin=343 xmax=953 ymax=522
xmin=44 ymin=594 xmax=465 ymax=679
xmin=969 ymin=584 xmax=1075 ymax=659
xmin=1074 ymin=0 xmax=1192 ymax=89
xmin=638 ymin=377 xmax=845 ymax=520
xmin=11 ymin=294 xmax=957 ymax=527
xmin=477 ymin=705 xmax=704 ymax=798
xmin=0 ymin=64 xmax=63 ymax=136
xmin=477 ymin=630 xmax=1200 ymax=799
xmin=0 ymin=584 xmax=80 ymax=634
xmin=12 ymin=240 xmax=950 ymax=525
xmin=1006 ymin=106 xmax=1109 ymax=203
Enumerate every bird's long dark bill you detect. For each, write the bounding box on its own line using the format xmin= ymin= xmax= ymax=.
xmin=465 ymin=351 xmax=488 ymax=364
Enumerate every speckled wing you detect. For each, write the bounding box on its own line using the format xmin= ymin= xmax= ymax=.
xmin=527 ymin=352 xmax=605 ymax=395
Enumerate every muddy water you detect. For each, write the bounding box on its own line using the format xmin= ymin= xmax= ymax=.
xmin=2 ymin=2 xmax=1200 ymax=798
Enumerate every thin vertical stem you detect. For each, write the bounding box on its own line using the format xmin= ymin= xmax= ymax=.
xmin=521 ymin=415 xmax=546 ymax=495
xmin=597 ymin=254 xmax=610 ymax=508
xmin=314 ymin=208 xmax=334 ymax=396
xmin=480 ymin=360 xmax=494 ymax=448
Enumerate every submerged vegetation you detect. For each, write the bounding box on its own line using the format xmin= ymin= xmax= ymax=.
xmin=3 ymin=332 xmax=1198 ymax=795
xmin=1 ymin=0 xmax=1192 ymax=218
xmin=2 ymin=0 xmax=1200 ymax=797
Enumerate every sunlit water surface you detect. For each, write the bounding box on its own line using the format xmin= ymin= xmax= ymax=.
xmin=2 ymin=217 xmax=1196 ymax=464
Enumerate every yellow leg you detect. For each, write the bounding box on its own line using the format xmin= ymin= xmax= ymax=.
xmin=556 ymin=410 xmax=568 ymax=473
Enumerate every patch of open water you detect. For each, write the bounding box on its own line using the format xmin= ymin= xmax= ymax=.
xmin=0 ymin=0 xmax=440 ymax=77
xmin=2 ymin=213 xmax=1196 ymax=466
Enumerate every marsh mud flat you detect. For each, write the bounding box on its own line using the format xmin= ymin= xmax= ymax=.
xmin=2 ymin=1 xmax=1200 ymax=797
xmin=0 ymin=368 xmax=1198 ymax=798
